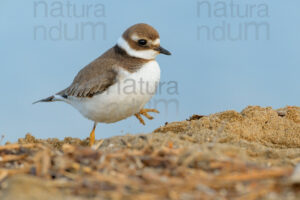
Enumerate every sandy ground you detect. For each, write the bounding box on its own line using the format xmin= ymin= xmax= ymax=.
xmin=0 ymin=106 xmax=299 ymax=200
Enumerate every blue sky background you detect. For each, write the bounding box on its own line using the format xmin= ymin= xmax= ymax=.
xmin=1 ymin=0 xmax=300 ymax=142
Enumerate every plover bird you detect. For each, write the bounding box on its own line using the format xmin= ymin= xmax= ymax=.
xmin=34 ymin=23 xmax=171 ymax=146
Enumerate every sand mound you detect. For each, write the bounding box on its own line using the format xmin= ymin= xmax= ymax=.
xmin=156 ymin=106 xmax=300 ymax=148
xmin=0 ymin=106 xmax=299 ymax=199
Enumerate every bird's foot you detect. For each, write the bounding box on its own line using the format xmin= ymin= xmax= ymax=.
xmin=135 ymin=108 xmax=160 ymax=125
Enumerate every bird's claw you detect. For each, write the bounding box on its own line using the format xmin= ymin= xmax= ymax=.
xmin=135 ymin=108 xmax=160 ymax=125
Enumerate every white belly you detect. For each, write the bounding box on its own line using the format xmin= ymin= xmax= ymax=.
xmin=68 ymin=61 xmax=160 ymax=123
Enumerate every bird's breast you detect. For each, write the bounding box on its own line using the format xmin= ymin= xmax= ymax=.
xmin=70 ymin=61 xmax=161 ymax=123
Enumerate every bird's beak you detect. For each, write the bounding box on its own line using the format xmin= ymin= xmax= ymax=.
xmin=156 ymin=46 xmax=171 ymax=55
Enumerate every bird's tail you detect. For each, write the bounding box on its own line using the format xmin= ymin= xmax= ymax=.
xmin=33 ymin=95 xmax=65 ymax=104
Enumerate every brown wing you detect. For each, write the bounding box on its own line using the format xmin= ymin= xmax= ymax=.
xmin=56 ymin=45 xmax=147 ymax=98
xmin=57 ymin=57 xmax=118 ymax=98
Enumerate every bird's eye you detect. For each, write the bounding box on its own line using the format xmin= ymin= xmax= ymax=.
xmin=138 ymin=39 xmax=147 ymax=46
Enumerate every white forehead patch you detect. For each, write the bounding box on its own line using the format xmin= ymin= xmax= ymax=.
xmin=131 ymin=34 xmax=140 ymax=41
xmin=117 ymin=37 xmax=159 ymax=60
xmin=153 ymin=38 xmax=160 ymax=45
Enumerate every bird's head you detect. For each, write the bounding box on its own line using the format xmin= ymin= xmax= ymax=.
xmin=117 ymin=23 xmax=171 ymax=60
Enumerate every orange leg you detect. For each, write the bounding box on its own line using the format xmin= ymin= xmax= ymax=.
xmin=140 ymin=108 xmax=159 ymax=119
xmin=89 ymin=123 xmax=97 ymax=147
xmin=135 ymin=108 xmax=160 ymax=125
xmin=135 ymin=113 xmax=145 ymax=125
